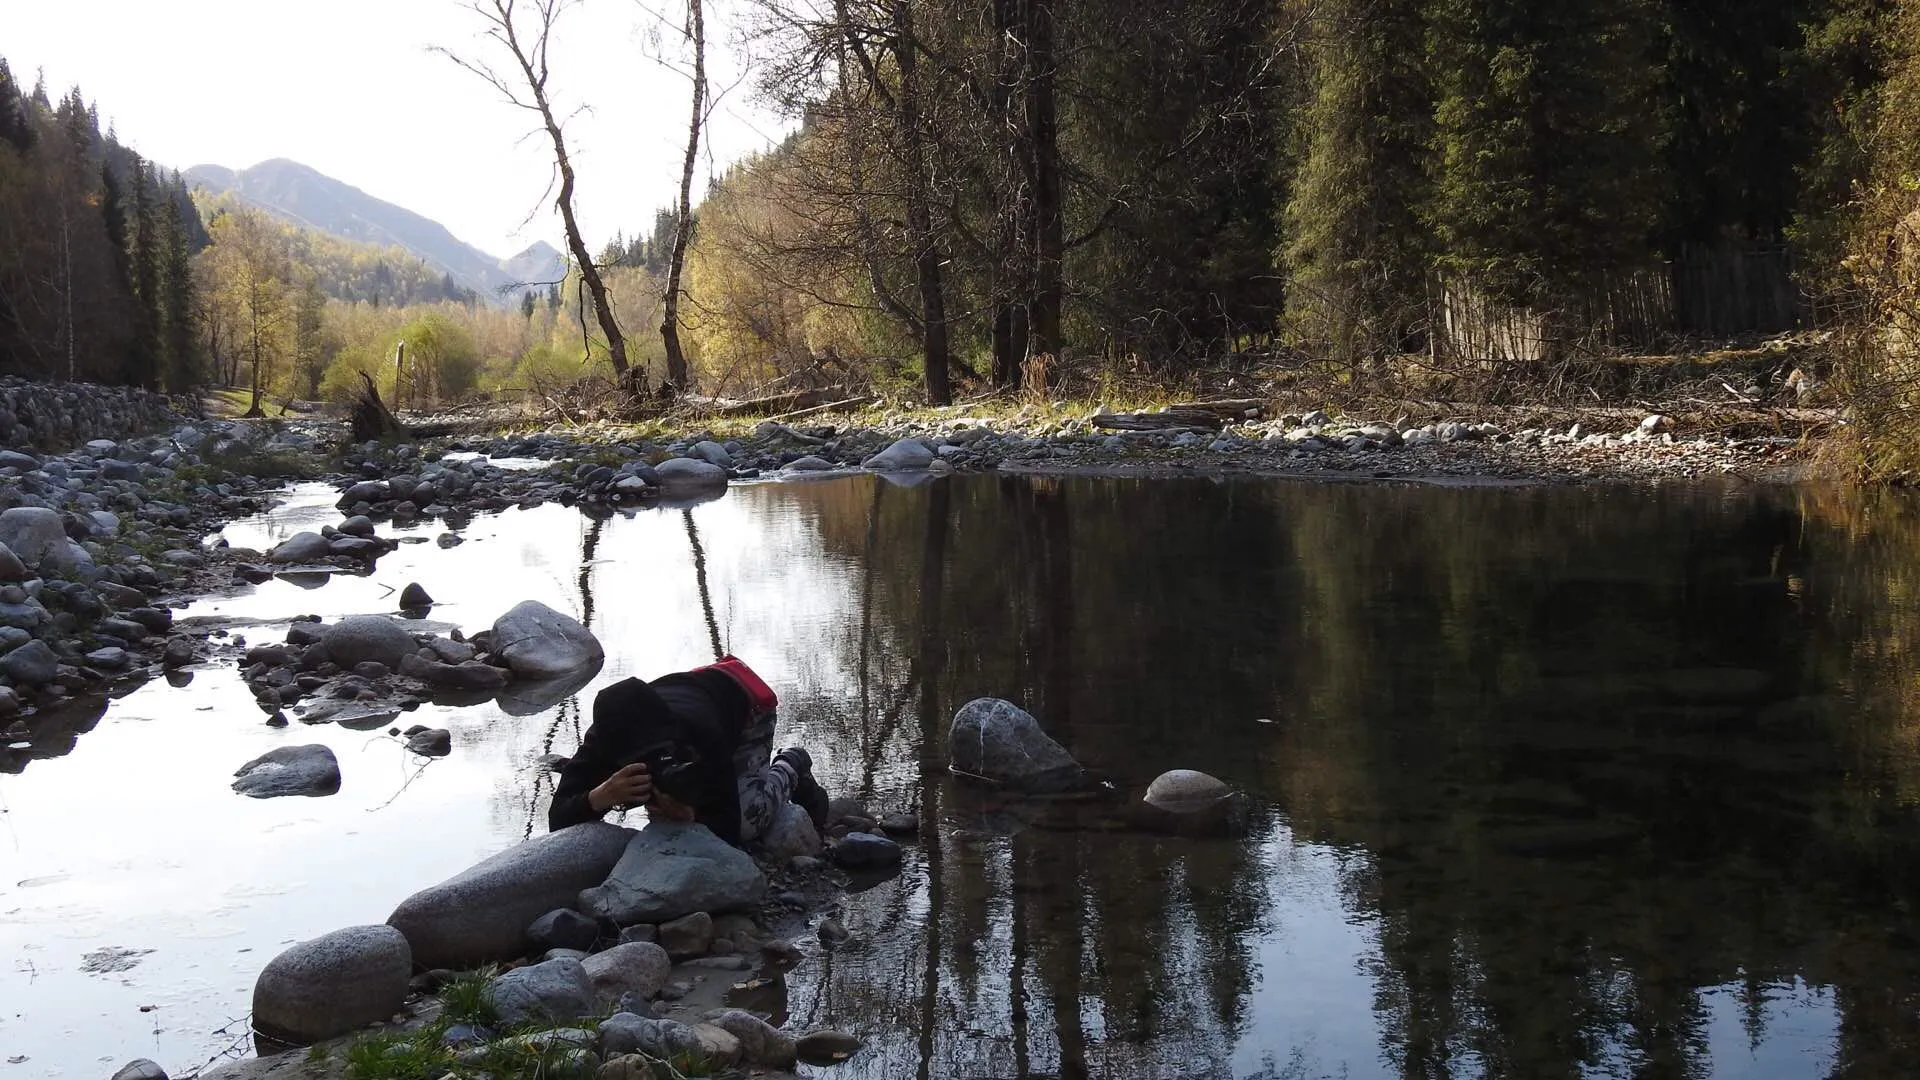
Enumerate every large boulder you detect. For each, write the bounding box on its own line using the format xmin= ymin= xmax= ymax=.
xmin=251 ymin=925 xmax=410 ymax=1044
xmin=581 ymin=941 xmax=672 ymax=1003
xmin=654 ymin=457 xmax=728 ymax=489
xmin=482 ymin=957 xmax=597 ymax=1026
xmin=948 ymin=698 xmax=1084 ymax=791
xmin=578 ymin=821 xmax=767 ymax=925
xmin=232 ymin=745 xmax=341 ymax=798
xmin=267 ymin=531 xmax=333 ymax=564
xmin=490 ymin=600 xmax=604 ymax=679
xmin=0 ymin=506 xmax=92 ymax=574
xmin=320 ymin=616 xmax=417 ymax=669
xmin=863 ymin=438 xmax=937 ymax=471
xmin=386 ymin=822 xmax=634 ymax=969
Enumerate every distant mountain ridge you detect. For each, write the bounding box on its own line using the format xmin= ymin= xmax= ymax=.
xmin=183 ymin=159 xmax=564 ymax=304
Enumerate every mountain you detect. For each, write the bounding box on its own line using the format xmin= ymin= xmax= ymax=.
xmin=501 ymin=241 xmax=567 ymax=291
xmin=183 ymin=159 xmax=564 ymax=304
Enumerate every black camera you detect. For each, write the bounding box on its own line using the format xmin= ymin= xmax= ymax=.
xmin=625 ymin=739 xmax=702 ymax=804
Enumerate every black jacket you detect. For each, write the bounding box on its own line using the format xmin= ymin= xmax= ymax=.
xmin=548 ymin=670 xmax=750 ymax=844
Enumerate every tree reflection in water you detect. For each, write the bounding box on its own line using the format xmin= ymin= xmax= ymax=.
xmin=740 ymin=476 xmax=1920 ymax=1079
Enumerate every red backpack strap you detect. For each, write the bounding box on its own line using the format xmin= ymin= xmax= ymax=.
xmin=694 ymin=655 xmax=779 ymax=716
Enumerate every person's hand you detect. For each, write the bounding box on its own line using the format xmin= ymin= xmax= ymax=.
xmin=589 ymin=763 xmax=652 ymax=812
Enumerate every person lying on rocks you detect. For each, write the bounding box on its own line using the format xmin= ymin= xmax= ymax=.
xmin=548 ymin=655 xmax=829 ymax=847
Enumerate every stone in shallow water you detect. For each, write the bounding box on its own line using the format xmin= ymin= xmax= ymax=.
xmin=654 ymin=457 xmax=728 ymax=489
xmin=231 ymin=744 xmax=340 ymax=798
xmin=386 ymin=821 xmax=633 ymax=969
xmin=948 ymin=697 xmax=1083 ymax=791
xmin=267 ymin=531 xmax=331 ymax=563
xmin=863 ymin=438 xmax=936 ymax=471
xmin=491 ymin=600 xmax=604 ymax=679
xmin=251 ymin=925 xmax=410 ymax=1044
xmin=110 ymin=1060 xmax=168 ymax=1080
xmin=320 ymin=615 xmax=416 ymax=669
xmin=829 ymin=831 xmax=902 ymax=870
xmin=1143 ymin=769 xmax=1232 ymax=811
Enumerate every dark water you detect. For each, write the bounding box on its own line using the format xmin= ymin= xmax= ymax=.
xmin=4 ymin=473 xmax=1920 ymax=1079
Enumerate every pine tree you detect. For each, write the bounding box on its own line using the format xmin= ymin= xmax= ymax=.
xmin=128 ymin=157 xmax=164 ymax=387
xmin=1284 ymin=0 xmax=1434 ymax=359
xmin=0 ymin=58 xmax=33 ymax=152
xmin=161 ymin=190 xmax=201 ymax=391
xmin=1424 ymin=0 xmax=1668 ymax=314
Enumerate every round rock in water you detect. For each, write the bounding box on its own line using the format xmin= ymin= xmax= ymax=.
xmin=490 ymin=599 xmax=604 ymax=679
xmin=404 ymin=727 xmax=452 ymax=756
xmin=266 ymin=531 xmax=332 ymax=564
xmin=398 ymin=582 xmax=433 ymax=610
xmin=948 ymin=698 xmax=1083 ymax=791
xmin=110 ymin=1060 xmax=168 ymax=1080
xmin=251 ymin=924 xmax=411 ymax=1044
xmin=654 ymin=457 xmax=728 ymax=489
xmin=1143 ymin=769 xmax=1232 ymax=812
xmin=320 ymin=615 xmax=417 ymax=669
xmin=232 ymin=744 xmax=341 ymax=798
xmin=862 ymin=438 xmax=936 ymax=471
xmin=829 ymin=831 xmax=903 ymax=870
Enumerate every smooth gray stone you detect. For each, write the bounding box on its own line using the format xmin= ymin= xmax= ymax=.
xmin=948 ymin=697 xmax=1084 ymax=791
xmin=266 ymin=531 xmax=331 ymax=563
xmin=490 ymin=600 xmax=603 ymax=679
xmin=251 ymin=925 xmax=410 ymax=1044
xmin=320 ymin=616 xmax=416 ymax=669
xmin=578 ymin=821 xmax=767 ymax=925
xmin=386 ymin=822 xmax=634 ymax=969
xmin=581 ymin=941 xmax=671 ymax=1003
xmin=232 ymin=744 xmax=341 ymax=798
xmin=0 ymin=639 xmax=58 ymax=685
xmin=482 ymin=958 xmax=595 ymax=1027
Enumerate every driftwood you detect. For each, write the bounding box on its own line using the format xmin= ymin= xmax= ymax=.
xmin=1167 ymin=399 xmax=1265 ymax=418
xmin=683 ymin=387 xmax=848 ymax=417
xmin=1092 ymin=406 xmax=1228 ymax=432
xmin=766 ymin=396 xmax=876 ymax=423
xmin=351 ymin=373 xmax=408 ymax=442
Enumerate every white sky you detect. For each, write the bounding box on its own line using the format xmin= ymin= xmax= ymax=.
xmin=5 ymin=0 xmax=792 ymax=259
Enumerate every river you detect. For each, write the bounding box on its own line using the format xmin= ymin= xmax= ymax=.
xmin=3 ymin=473 xmax=1917 ymax=1079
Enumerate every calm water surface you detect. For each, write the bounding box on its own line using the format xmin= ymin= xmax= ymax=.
xmin=3 ymin=473 xmax=1919 ymax=1079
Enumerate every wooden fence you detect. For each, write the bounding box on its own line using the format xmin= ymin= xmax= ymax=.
xmin=1433 ymin=245 xmax=1805 ymax=363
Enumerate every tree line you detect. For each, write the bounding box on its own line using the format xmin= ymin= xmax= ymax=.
xmin=6 ymin=4 xmax=1919 ymax=420
xmin=665 ymin=0 xmax=1911 ymax=403
xmin=0 ymin=58 xmax=204 ymax=391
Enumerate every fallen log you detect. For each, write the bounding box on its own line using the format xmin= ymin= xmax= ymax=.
xmin=1092 ymin=406 xmax=1226 ymax=432
xmin=767 ymin=396 xmax=876 ymax=424
xmin=1166 ymin=399 xmax=1266 ymax=419
xmin=684 ymin=387 xmax=848 ymax=417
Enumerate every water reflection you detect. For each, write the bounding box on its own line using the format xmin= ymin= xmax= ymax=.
xmin=4 ymin=476 xmax=1920 ymax=1078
